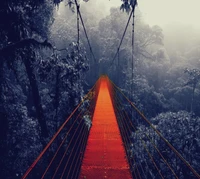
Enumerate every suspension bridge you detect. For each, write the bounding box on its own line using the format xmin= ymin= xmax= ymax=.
xmin=21 ymin=1 xmax=200 ymax=179
xmin=21 ymin=75 xmax=200 ymax=179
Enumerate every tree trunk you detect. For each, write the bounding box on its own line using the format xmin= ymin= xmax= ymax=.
xmin=54 ymin=68 xmax=61 ymax=132
xmin=23 ymin=58 xmax=48 ymax=137
xmin=0 ymin=61 xmax=8 ymax=178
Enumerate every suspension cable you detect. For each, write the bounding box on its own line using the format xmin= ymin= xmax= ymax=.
xmin=111 ymin=78 xmax=178 ymax=178
xmin=122 ymin=106 xmax=174 ymax=179
xmin=52 ymin=122 xmax=85 ymax=179
xmin=115 ymin=94 xmax=164 ymax=179
xmin=114 ymin=94 xmax=147 ymax=179
xmin=114 ymin=87 xmax=178 ymax=179
xmin=40 ymin=105 xmax=90 ymax=179
xmin=22 ymin=103 xmax=84 ymax=179
xmin=131 ymin=7 xmax=135 ymax=99
xmin=120 ymin=109 xmax=149 ymax=179
xmin=110 ymin=9 xmax=133 ymax=67
xmin=116 ymin=108 xmax=140 ymax=179
xmin=124 ymin=106 xmax=178 ymax=178
xmin=110 ymin=78 xmax=200 ymax=179
xmin=22 ymin=78 xmax=99 ymax=179
xmin=114 ymin=90 xmax=163 ymax=179
xmin=74 ymin=0 xmax=97 ymax=63
xmin=60 ymin=125 xmax=88 ymax=178
xmin=67 ymin=125 xmax=88 ymax=179
xmin=50 ymin=75 xmax=102 ymax=178
xmin=109 ymin=83 xmax=144 ymax=179
xmin=65 ymin=99 xmax=94 ymax=179
xmin=77 ymin=3 xmax=80 ymax=49
xmin=116 ymin=106 xmax=140 ymax=179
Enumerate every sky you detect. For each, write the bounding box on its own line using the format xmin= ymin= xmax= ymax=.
xmin=106 ymin=0 xmax=200 ymax=28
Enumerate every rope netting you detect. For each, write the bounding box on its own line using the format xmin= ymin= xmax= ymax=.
xmin=21 ymin=77 xmax=102 ymax=179
xmin=107 ymin=77 xmax=200 ymax=179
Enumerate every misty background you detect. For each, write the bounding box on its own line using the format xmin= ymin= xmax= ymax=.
xmin=56 ymin=0 xmax=200 ymax=66
xmin=0 ymin=0 xmax=200 ymax=178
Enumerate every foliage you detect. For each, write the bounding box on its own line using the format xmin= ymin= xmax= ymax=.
xmin=120 ymin=0 xmax=138 ymax=13
xmin=184 ymin=68 xmax=200 ymax=88
xmin=1 ymin=0 xmax=200 ymax=178
xmin=0 ymin=0 xmax=90 ymax=178
xmin=129 ymin=111 xmax=200 ymax=178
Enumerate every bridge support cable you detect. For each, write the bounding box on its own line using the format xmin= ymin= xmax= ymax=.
xmin=119 ymin=110 xmax=143 ymax=179
xmin=110 ymin=9 xmax=133 ymax=68
xmin=110 ymin=1 xmax=137 ymax=90
xmin=124 ymin=107 xmax=178 ymax=179
xmin=107 ymin=78 xmax=144 ymax=179
xmin=74 ymin=0 xmax=97 ymax=63
xmin=69 ymin=126 xmax=89 ymax=179
xmin=40 ymin=105 xmax=91 ymax=179
xmin=76 ymin=3 xmax=80 ymax=51
xmin=74 ymin=0 xmax=99 ymax=81
xmin=111 ymin=81 xmax=198 ymax=178
xmin=114 ymin=99 xmax=148 ymax=179
xmin=112 ymin=85 xmax=178 ymax=179
xmin=117 ymin=49 xmax=120 ymax=85
xmin=111 ymin=91 xmax=140 ymax=179
xmin=108 ymin=77 xmax=200 ymax=179
xmin=111 ymin=87 xmax=164 ymax=179
xmin=108 ymin=79 xmax=148 ymax=178
xmin=21 ymin=77 xmax=102 ymax=179
xmin=60 ymin=125 xmax=88 ymax=179
xmin=51 ymin=106 xmax=92 ymax=179
xmin=131 ymin=3 xmax=136 ymax=100
xmin=113 ymin=97 xmax=140 ymax=179
xmin=51 ymin=120 xmax=85 ymax=179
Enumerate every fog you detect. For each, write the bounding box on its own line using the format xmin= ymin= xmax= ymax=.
xmin=1 ymin=1 xmax=200 ymax=178
xmin=100 ymin=0 xmax=200 ymax=28
xmin=58 ymin=0 xmax=200 ymax=28
xmin=84 ymin=0 xmax=200 ymax=58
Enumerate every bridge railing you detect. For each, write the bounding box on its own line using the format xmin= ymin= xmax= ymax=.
xmin=107 ymin=77 xmax=200 ymax=179
xmin=21 ymin=77 xmax=102 ymax=179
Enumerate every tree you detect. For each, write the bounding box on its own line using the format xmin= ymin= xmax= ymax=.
xmin=184 ymin=68 xmax=200 ymax=113
xmin=129 ymin=111 xmax=200 ymax=178
xmin=120 ymin=0 xmax=138 ymax=12
xmin=0 ymin=0 xmax=63 ymax=177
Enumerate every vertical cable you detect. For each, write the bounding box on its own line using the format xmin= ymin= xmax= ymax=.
xmin=131 ymin=7 xmax=134 ymax=100
xmin=112 ymin=87 xmax=141 ymax=179
xmin=74 ymin=0 xmax=97 ymax=63
xmin=77 ymin=3 xmax=80 ymax=54
xmin=110 ymin=10 xmax=133 ymax=67
xmin=69 ymin=126 xmax=89 ymax=179
xmin=40 ymin=106 xmax=89 ymax=179
xmin=114 ymin=86 xmax=177 ymax=178
xmin=77 ymin=5 xmax=79 ymax=47
xmin=52 ymin=123 xmax=85 ymax=179
xmin=117 ymin=49 xmax=120 ymax=85
xmin=113 ymin=92 xmax=146 ymax=179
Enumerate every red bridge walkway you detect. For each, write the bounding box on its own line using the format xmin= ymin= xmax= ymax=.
xmin=80 ymin=77 xmax=132 ymax=179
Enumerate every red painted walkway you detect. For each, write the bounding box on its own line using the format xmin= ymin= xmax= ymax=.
xmin=80 ymin=77 xmax=132 ymax=179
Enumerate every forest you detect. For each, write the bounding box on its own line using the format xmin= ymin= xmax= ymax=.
xmin=0 ymin=0 xmax=200 ymax=178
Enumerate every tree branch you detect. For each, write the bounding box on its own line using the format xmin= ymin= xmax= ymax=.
xmin=0 ymin=38 xmax=52 ymax=57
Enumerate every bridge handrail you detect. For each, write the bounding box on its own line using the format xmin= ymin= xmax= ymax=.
xmin=108 ymin=77 xmax=200 ymax=179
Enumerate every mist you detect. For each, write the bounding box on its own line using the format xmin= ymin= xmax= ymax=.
xmin=104 ymin=0 xmax=200 ymax=28
xmin=1 ymin=0 xmax=200 ymax=178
